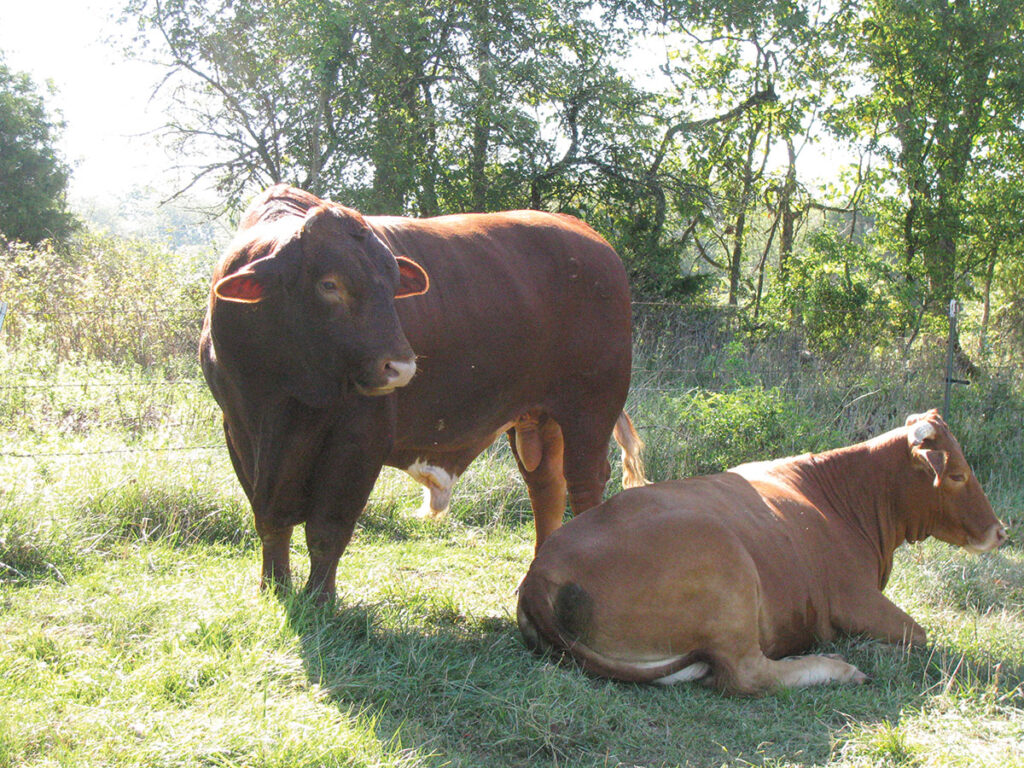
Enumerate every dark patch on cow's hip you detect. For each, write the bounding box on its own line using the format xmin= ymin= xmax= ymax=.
xmin=554 ymin=582 xmax=594 ymax=644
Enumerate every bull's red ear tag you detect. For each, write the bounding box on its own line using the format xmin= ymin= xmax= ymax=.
xmin=395 ymin=256 xmax=429 ymax=298
xmin=215 ymin=272 xmax=266 ymax=303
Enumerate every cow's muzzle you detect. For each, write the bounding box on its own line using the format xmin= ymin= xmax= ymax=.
xmin=965 ymin=523 xmax=1009 ymax=554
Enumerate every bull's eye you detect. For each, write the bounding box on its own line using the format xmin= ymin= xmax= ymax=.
xmin=316 ymin=276 xmax=350 ymax=308
xmin=948 ymin=473 xmax=967 ymax=483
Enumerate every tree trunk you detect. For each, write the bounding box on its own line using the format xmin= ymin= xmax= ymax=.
xmin=469 ymin=4 xmax=493 ymax=212
xmin=778 ymin=137 xmax=798 ymax=284
xmin=978 ymin=241 xmax=997 ymax=358
xmin=728 ymin=128 xmax=759 ymax=306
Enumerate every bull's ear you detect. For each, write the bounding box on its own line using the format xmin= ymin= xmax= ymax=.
xmin=214 ymin=251 xmax=288 ymax=304
xmin=915 ymin=448 xmax=948 ymax=487
xmin=395 ymin=256 xmax=429 ymax=298
xmin=214 ymin=270 xmax=267 ymax=303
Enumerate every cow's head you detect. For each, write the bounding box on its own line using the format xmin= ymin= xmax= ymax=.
xmin=212 ymin=202 xmax=429 ymax=407
xmin=904 ymin=409 xmax=1007 ymax=553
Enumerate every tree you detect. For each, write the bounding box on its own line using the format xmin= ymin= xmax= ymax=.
xmin=0 ymin=54 xmax=77 ymax=244
xmin=649 ymin=0 xmax=855 ymax=305
xmin=856 ymin=0 xmax=1024 ymax=318
xmin=122 ymin=0 xmax=364 ymax=210
xmin=123 ymin=0 xmax=641 ymax=217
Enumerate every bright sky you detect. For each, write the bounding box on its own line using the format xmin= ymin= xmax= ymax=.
xmin=0 ymin=0 xmax=172 ymax=203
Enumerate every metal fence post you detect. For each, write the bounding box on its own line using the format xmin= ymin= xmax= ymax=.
xmin=943 ymin=299 xmax=958 ymax=420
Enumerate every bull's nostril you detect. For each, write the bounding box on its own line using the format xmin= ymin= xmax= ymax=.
xmin=383 ymin=358 xmax=417 ymax=387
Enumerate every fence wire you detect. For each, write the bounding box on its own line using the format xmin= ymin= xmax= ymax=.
xmin=2 ymin=299 xmax=1020 ymax=462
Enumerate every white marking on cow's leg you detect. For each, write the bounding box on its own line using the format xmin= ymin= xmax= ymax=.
xmin=758 ymin=653 xmax=869 ymax=690
xmin=404 ymin=461 xmax=457 ymax=520
xmin=653 ymin=662 xmax=712 ymax=685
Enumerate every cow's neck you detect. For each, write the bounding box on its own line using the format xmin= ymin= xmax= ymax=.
xmin=794 ymin=429 xmax=912 ymax=589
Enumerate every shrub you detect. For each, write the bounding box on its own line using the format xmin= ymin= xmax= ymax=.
xmin=0 ymin=231 xmax=210 ymax=371
xmin=661 ymin=385 xmax=843 ymax=477
xmin=771 ymin=228 xmax=906 ymax=358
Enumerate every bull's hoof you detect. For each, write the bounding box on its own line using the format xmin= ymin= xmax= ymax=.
xmin=260 ymin=573 xmax=293 ymax=595
xmin=411 ymin=503 xmax=448 ymax=521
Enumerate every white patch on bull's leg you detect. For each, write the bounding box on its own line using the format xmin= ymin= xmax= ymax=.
xmin=404 ymin=460 xmax=457 ymax=519
xmin=653 ymin=662 xmax=712 ymax=685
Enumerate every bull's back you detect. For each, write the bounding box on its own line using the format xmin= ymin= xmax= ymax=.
xmin=372 ymin=211 xmax=632 ymax=448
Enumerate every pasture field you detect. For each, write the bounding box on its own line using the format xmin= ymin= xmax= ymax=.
xmin=2 ymin=239 xmax=1023 ymax=767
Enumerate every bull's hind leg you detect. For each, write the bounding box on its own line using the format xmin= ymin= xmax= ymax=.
xmin=559 ymin=417 xmax=615 ymax=517
xmin=508 ymin=414 xmax=567 ymax=550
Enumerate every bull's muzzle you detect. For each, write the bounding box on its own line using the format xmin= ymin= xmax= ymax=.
xmin=355 ymin=357 xmax=417 ymax=396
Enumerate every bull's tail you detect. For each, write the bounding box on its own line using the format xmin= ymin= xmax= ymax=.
xmin=613 ymin=411 xmax=648 ymax=489
xmin=517 ymin=571 xmax=702 ymax=684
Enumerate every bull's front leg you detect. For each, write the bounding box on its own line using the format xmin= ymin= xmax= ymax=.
xmin=302 ymin=408 xmax=393 ymax=604
xmin=223 ymin=423 xmax=293 ymax=593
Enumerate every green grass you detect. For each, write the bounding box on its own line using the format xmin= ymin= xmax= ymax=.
xmin=2 ymin=283 xmax=1024 ymax=765
xmin=1 ymin=438 xmax=1022 ymax=767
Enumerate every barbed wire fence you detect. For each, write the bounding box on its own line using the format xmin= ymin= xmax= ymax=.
xmin=1 ymin=297 xmax=1017 ymax=462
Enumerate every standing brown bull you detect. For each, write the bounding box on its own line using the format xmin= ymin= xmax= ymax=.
xmin=517 ymin=410 xmax=1007 ymax=694
xmin=200 ymin=185 xmax=644 ymax=603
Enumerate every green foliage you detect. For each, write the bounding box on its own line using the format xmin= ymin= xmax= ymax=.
xmin=849 ymin=0 xmax=1024 ymax=312
xmin=774 ymin=227 xmax=899 ymax=356
xmin=0 ymin=54 xmax=77 ymax=244
xmin=0 ymin=231 xmax=209 ymax=370
xmin=662 ymin=384 xmax=842 ymax=475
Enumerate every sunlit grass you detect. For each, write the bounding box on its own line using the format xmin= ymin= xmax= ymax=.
xmin=2 ymin=309 xmax=1024 ymax=766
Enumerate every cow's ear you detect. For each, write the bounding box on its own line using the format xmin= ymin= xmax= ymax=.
xmin=915 ymin=448 xmax=947 ymax=487
xmin=395 ymin=256 xmax=429 ymax=298
xmin=215 ymin=270 xmax=267 ymax=303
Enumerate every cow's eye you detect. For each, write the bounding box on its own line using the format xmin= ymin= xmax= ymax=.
xmin=948 ymin=473 xmax=967 ymax=483
xmin=320 ymin=280 xmax=338 ymax=292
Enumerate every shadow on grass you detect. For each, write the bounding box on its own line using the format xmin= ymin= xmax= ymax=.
xmin=274 ymin=590 xmax=1024 ymax=768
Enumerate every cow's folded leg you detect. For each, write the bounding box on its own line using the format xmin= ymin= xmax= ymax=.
xmin=834 ymin=590 xmax=927 ymax=646
xmin=720 ymin=651 xmax=868 ymax=694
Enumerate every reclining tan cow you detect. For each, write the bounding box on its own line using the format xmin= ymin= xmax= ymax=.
xmin=517 ymin=410 xmax=1007 ymax=695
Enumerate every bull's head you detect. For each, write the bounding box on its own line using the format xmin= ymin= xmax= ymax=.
xmin=212 ymin=203 xmax=429 ymax=407
xmin=905 ymin=409 xmax=1007 ymax=553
